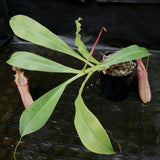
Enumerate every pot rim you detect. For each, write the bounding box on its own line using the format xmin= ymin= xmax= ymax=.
xmin=99 ymin=52 xmax=137 ymax=77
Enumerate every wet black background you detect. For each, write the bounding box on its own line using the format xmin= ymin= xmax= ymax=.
xmin=0 ymin=1 xmax=160 ymax=160
xmin=0 ymin=44 xmax=160 ymax=160
xmin=1 ymin=0 xmax=160 ymax=49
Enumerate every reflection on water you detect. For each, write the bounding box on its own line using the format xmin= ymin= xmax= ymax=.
xmin=0 ymin=44 xmax=160 ymax=160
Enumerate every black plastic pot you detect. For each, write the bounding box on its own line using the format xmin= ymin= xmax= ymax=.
xmin=100 ymin=52 xmax=137 ymax=101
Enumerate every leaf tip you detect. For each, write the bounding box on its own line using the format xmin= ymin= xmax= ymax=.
xmin=77 ymin=17 xmax=83 ymax=21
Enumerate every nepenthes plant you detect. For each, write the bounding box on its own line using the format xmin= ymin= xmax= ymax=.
xmin=7 ymin=15 xmax=151 ymax=159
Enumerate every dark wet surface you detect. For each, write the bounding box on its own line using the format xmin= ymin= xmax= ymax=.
xmin=0 ymin=44 xmax=160 ymax=160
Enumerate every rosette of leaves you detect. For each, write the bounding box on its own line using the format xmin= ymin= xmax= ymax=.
xmin=7 ymin=15 xmax=151 ymax=155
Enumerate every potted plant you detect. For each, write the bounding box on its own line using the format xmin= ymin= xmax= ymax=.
xmin=7 ymin=15 xmax=151 ymax=159
xmin=99 ymin=51 xmax=137 ymax=101
xmin=99 ymin=51 xmax=151 ymax=103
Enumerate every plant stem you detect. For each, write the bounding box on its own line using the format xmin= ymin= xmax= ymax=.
xmin=78 ymin=72 xmax=93 ymax=95
xmin=82 ymin=27 xmax=107 ymax=71
xmin=13 ymin=137 xmax=22 ymax=160
xmin=65 ymin=72 xmax=86 ymax=85
xmin=89 ymin=27 xmax=107 ymax=60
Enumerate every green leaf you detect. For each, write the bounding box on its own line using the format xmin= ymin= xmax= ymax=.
xmin=20 ymin=73 xmax=84 ymax=137
xmin=74 ymin=73 xmax=115 ymax=154
xmin=75 ymin=18 xmax=100 ymax=65
xmin=7 ymin=51 xmax=80 ymax=74
xmin=99 ymin=45 xmax=151 ymax=68
xmin=20 ymin=82 xmax=67 ymax=137
xmin=9 ymin=15 xmax=85 ymax=62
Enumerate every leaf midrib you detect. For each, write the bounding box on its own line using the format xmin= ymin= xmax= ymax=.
xmin=18 ymin=57 xmax=78 ymax=72
xmin=11 ymin=19 xmax=83 ymax=61
xmin=21 ymin=86 xmax=64 ymax=136
xmin=100 ymin=50 xmax=147 ymax=67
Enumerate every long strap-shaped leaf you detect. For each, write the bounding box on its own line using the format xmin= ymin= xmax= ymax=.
xmin=98 ymin=45 xmax=151 ymax=68
xmin=74 ymin=73 xmax=115 ymax=154
xmin=75 ymin=18 xmax=100 ymax=65
xmin=20 ymin=83 xmax=66 ymax=137
xmin=20 ymin=73 xmax=84 ymax=137
xmin=7 ymin=51 xmax=80 ymax=74
xmin=9 ymin=15 xmax=86 ymax=63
